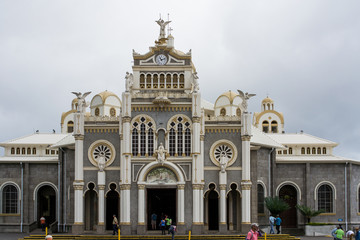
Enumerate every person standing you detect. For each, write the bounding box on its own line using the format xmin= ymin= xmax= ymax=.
xmin=169 ymin=222 xmax=177 ymax=240
xmin=332 ymin=227 xmax=338 ymax=240
xmin=166 ymin=216 xmax=172 ymax=234
xmin=40 ymin=216 xmax=46 ymax=231
xmin=275 ymin=215 xmax=282 ymax=234
xmin=246 ymin=223 xmax=262 ymax=240
xmin=112 ymin=214 xmax=118 ymax=235
xmin=347 ymin=229 xmax=355 ymax=240
xmin=335 ymin=226 xmax=345 ymax=240
xmin=151 ymin=213 xmax=157 ymax=230
xmin=354 ymin=227 xmax=360 ymax=240
xmin=160 ymin=218 xmax=166 ymax=235
xmin=269 ymin=215 xmax=275 ymax=234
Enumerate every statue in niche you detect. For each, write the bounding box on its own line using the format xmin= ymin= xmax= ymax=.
xmin=155 ymin=143 xmax=167 ymax=165
xmin=98 ymin=154 xmax=106 ymax=172
xmin=220 ymin=154 xmax=228 ymax=173
xmin=125 ymin=72 xmax=134 ymax=92
xmin=71 ymin=91 xmax=91 ymax=113
xmin=237 ymin=89 xmax=256 ymax=113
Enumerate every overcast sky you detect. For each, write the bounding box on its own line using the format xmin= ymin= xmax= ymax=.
xmin=0 ymin=0 xmax=359 ymax=159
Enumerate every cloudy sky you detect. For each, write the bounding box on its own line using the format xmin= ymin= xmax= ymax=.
xmin=0 ymin=1 xmax=359 ymax=159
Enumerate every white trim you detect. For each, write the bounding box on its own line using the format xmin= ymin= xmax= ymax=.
xmin=257 ymin=180 xmax=268 ymax=197
xmin=137 ymin=161 xmax=185 ymax=184
xmin=275 ymin=181 xmax=302 ymax=201
xmin=0 ymin=181 xmax=21 ymax=214
xmin=314 ymin=181 xmax=337 ymax=201
xmin=226 ymin=182 xmax=242 ymax=197
xmin=203 ymin=182 xmax=220 ymax=198
xmin=33 ymin=182 xmax=58 ymax=222
xmin=83 ymin=181 xmax=98 ymax=197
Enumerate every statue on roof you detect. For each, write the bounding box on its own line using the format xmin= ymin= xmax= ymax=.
xmin=125 ymin=72 xmax=134 ymax=92
xmin=156 ymin=18 xmax=171 ymax=39
xmin=71 ymin=91 xmax=91 ymax=113
xmin=190 ymin=72 xmax=200 ymax=93
xmin=237 ymin=89 xmax=256 ymax=112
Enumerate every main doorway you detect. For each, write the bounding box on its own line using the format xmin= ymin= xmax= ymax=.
xmin=37 ymin=185 xmax=56 ymax=227
xmin=147 ymin=188 xmax=176 ymax=230
xmin=279 ymin=185 xmax=298 ymax=228
xmin=106 ymin=184 xmax=119 ymax=230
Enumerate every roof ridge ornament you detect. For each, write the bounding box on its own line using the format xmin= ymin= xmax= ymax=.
xmin=155 ymin=15 xmax=171 ymax=45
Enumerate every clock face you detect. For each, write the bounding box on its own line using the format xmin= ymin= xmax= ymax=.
xmin=156 ymin=54 xmax=167 ymax=65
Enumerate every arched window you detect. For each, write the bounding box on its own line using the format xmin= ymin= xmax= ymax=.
xmin=16 ymin=148 xmax=20 ymax=155
xmin=173 ymin=74 xmax=178 ymax=88
xmin=307 ymin=147 xmax=310 ymax=154
xmin=27 ymin=148 xmax=31 ymax=155
xmin=262 ymin=121 xmax=269 ymax=133
xmin=95 ymin=108 xmax=100 ymax=116
xmin=166 ymin=74 xmax=171 ymax=88
xmin=317 ymin=147 xmax=321 ymax=154
xmin=289 ymin=148 xmax=293 ymax=154
xmin=236 ymin=108 xmax=241 ymax=116
xmin=312 ymin=148 xmax=316 ymax=154
xmin=271 ymin=121 xmax=278 ymax=133
xmin=21 ymin=148 xmax=25 ymax=155
xmin=140 ymin=74 xmax=145 ymax=89
xmin=11 ymin=148 xmax=15 ymax=155
xmin=301 ymin=148 xmax=305 ymax=154
xmin=153 ymin=74 xmax=158 ymax=88
xmin=2 ymin=185 xmax=18 ymax=214
xmin=67 ymin=121 xmax=74 ymax=133
xmin=220 ymin=108 xmax=226 ymax=116
xmin=323 ymin=147 xmax=327 ymax=154
xmin=110 ymin=108 xmax=116 ymax=117
xmin=179 ymin=74 xmax=185 ymax=88
xmin=318 ymin=184 xmax=333 ymax=213
xmin=257 ymin=184 xmax=265 ymax=214
xmin=283 ymin=150 xmax=288 ymax=154
xmin=131 ymin=116 xmax=156 ymax=157
xmin=32 ymin=148 xmax=36 ymax=155
xmin=168 ymin=116 xmax=192 ymax=157
xmin=146 ymin=74 xmax=151 ymax=88
xmin=160 ymin=74 xmax=165 ymax=89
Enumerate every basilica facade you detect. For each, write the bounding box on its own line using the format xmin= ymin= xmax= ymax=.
xmin=0 ymin=21 xmax=359 ymax=234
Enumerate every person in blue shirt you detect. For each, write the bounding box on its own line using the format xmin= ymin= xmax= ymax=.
xmin=269 ymin=215 xmax=275 ymax=234
xmin=275 ymin=215 xmax=282 ymax=234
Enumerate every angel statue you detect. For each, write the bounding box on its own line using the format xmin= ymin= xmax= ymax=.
xmin=71 ymin=91 xmax=91 ymax=113
xmin=237 ymin=89 xmax=256 ymax=112
xmin=155 ymin=143 xmax=167 ymax=165
xmin=156 ymin=18 xmax=171 ymax=39
xmin=125 ymin=72 xmax=134 ymax=92
xmin=220 ymin=154 xmax=228 ymax=173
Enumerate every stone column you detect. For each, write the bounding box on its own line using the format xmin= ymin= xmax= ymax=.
xmin=97 ymin=171 xmax=105 ymax=233
xmin=219 ymin=171 xmax=227 ymax=233
xmin=137 ymin=184 xmax=146 ymax=234
xmin=120 ymin=184 xmax=131 ymax=234
xmin=177 ymin=184 xmax=185 ymax=233
xmin=241 ymin=111 xmax=252 ymax=232
xmin=192 ymin=184 xmax=203 ymax=234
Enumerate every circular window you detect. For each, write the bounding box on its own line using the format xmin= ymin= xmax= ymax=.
xmin=88 ymin=140 xmax=116 ymax=168
xmin=209 ymin=140 xmax=237 ymax=167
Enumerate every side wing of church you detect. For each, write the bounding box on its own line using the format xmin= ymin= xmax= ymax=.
xmin=0 ymin=20 xmax=359 ymax=234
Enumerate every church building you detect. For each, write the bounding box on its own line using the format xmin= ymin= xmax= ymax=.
xmin=0 ymin=20 xmax=358 ymax=234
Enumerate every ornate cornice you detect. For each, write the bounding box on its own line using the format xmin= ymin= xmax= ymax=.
xmin=122 ymin=117 xmax=131 ymax=123
xmin=132 ymin=106 xmax=192 ymax=112
xmin=206 ymin=128 xmax=240 ymax=134
xmin=192 ymin=117 xmax=201 ymax=123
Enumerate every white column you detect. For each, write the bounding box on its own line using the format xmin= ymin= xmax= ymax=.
xmin=98 ymin=171 xmax=105 ymax=225
xmin=192 ymin=184 xmax=201 ymax=224
xmin=121 ymin=185 xmax=131 ymax=224
xmin=177 ymin=184 xmax=185 ymax=224
xmin=138 ymin=184 xmax=145 ymax=225
xmin=219 ymin=172 xmax=227 ymax=225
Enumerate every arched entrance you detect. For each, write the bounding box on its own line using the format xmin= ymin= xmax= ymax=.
xmin=279 ymin=185 xmax=298 ymax=228
xmin=106 ymin=183 xmax=119 ymax=230
xmin=85 ymin=183 xmax=98 ymax=231
xmin=205 ymin=184 xmax=219 ymax=231
xmin=227 ymin=184 xmax=241 ymax=231
xmin=37 ymin=185 xmax=56 ymax=227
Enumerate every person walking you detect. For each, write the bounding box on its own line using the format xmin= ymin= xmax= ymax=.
xmin=169 ymin=222 xmax=177 ymax=240
xmin=275 ymin=215 xmax=282 ymax=234
xmin=269 ymin=215 xmax=275 ymax=234
xmin=166 ymin=216 xmax=172 ymax=234
xmin=347 ymin=229 xmax=355 ymax=240
xmin=160 ymin=218 xmax=166 ymax=235
xmin=332 ymin=227 xmax=338 ymax=240
xmin=335 ymin=226 xmax=345 ymax=240
xmin=40 ymin=216 xmax=46 ymax=231
xmin=246 ymin=223 xmax=262 ymax=240
xmin=151 ymin=213 xmax=157 ymax=230
xmin=112 ymin=214 xmax=118 ymax=235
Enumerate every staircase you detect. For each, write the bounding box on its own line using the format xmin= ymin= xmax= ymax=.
xmin=20 ymin=234 xmax=301 ymax=240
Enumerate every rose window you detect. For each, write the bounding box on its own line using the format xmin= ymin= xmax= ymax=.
xmin=214 ymin=145 xmax=233 ymax=162
xmin=93 ymin=145 xmax=111 ymax=162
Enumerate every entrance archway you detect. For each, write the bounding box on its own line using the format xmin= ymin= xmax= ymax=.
xmin=205 ymin=184 xmax=219 ymax=231
xmin=37 ymin=185 xmax=56 ymax=227
xmin=147 ymin=188 xmax=176 ymax=230
xmin=85 ymin=183 xmax=98 ymax=230
xmin=227 ymin=184 xmax=241 ymax=231
xmin=279 ymin=185 xmax=298 ymax=228
xmin=106 ymin=183 xmax=119 ymax=230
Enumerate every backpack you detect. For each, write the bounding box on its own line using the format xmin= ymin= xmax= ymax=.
xmin=246 ymin=231 xmax=253 ymax=240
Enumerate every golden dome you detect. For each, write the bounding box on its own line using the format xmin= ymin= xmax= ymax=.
xmin=218 ymin=90 xmax=239 ymax=104
xmin=94 ymin=90 xmax=120 ymax=103
xmin=262 ymin=96 xmax=274 ymax=104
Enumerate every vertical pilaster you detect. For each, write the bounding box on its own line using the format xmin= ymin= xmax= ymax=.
xmin=177 ymin=184 xmax=185 ymax=234
xmin=97 ymin=171 xmax=105 ymax=233
xmin=219 ymin=172 xmax=227 ymax=233
xmin=241 ymin=112 xmax=252 ymax=231
xmin=137 ymin=184 xmax=146 ymax=234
